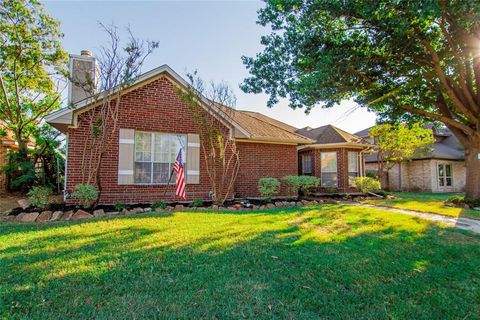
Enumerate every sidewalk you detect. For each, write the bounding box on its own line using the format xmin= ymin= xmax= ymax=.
xmin=348 ymin=202 xmax=480 ymax=234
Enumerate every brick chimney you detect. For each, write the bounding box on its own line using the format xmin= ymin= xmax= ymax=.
xmin=68 ymin=50 xmax=98 ymax=105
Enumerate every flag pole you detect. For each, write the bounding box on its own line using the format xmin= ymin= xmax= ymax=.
xmin=162 ymin=168 xmax=175 ymax=198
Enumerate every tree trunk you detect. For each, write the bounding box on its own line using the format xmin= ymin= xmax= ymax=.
xmin=464 ymin=139 xmax=480 ymax=200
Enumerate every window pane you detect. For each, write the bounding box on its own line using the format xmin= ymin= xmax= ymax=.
xmin=170 ymin=135 xmax=186 ymax=162
xmin=154 ymin=134 xmax=170 ymax=163
xmin=439 ymin=178 xmax=444 ymax=187
xmin=153 ymin=163 xmax=170 ymax=184
xmin=303 ymin=155 xmax=312 ymax=174
xmin=321 ymin=152 xmax=337 ymax=173
xmin=348 ymin=152 xmax=358 ymax=174
xmin=438 ymin=164 xmax=444 ymax=177
xmin=445 ymin=164 xmax=452 ymax=177
xmin=446 ymin=177 xmax=452 ymax=186
xmin=135 ymin=132 xmax=152 ymax=161
xmin=322 ymin=173 xmax=337 ymax=187
xmin=135 ymin=162 xmax=152 ymax=183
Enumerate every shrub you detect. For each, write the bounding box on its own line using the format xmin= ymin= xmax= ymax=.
xmin=283 ymin=175 xmax=320 ymax=195
xmin=71 ymin=184 xmax=99 ymax=208
xmin=114 ymin=202 xmax=125 ymax=212
xmin=27 ymin=186 xmax=52 ymax=209
xmin=258 ymin=178 xmax=280 ymax=199
xmin=352 ymin=177 xmax=381 ymax=193
xmin=152 ymin=201 xmax=167 ymax=210
xmin=190 ymin=199 xmax=203 ymax=207
xmin=445 ymin=196 xmax=480 ymax=208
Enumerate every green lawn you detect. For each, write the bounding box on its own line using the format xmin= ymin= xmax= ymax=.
xmin=1 ymin=205 xmax=480 ymax=319
xmin=363 ymin=192 xmax=480 ymax=220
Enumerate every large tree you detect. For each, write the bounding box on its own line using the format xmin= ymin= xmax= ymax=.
xmin=0 ymin=0 xmax=67 ymax=152
xmin=242 ymin=0 xmax=480 ymax=199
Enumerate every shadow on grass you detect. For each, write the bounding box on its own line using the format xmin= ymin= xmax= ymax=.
xmin=0 ymin=206 xmax=479 ymax=319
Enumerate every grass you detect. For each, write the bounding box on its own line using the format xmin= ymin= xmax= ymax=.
xmin=1 ymin=205 xmax=480 ymax=319
xmin=363 ymin=192 xmax=480 ymax=220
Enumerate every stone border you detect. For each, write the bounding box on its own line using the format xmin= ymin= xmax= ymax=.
xmin=1 ymin=199 xmax=340 ymax=224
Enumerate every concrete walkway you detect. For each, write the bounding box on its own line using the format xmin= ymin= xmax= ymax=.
xmin=347 ymin=202 xmax=480 ymax=234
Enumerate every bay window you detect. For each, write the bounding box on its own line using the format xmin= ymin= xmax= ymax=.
xmin=321 ymin=152 xmax=338 ymax=187
xmin=134 ymin=132 xmax=187 ymax=184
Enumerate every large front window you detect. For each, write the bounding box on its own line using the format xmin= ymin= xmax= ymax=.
xmin=438 ymin=163 xmax=453 ymax=188
xmin=134 ymin=132 xmax=186 ymax=184
xmin=321 ymin=152 xmax=337 ymax=187
xmin=348 ymin=151 xmax=359 ymax=185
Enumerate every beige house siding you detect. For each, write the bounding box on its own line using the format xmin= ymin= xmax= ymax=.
xmin=366 ymin=159 xmax=466 ymax=193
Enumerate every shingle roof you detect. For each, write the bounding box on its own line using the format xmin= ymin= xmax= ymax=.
xmin=296 ymin=125 xmax=363 ymax=144
xmin=360 ymin=126 xmax=465 ymax=162
xmin=215 ymin=104 xmax=313 ymax=144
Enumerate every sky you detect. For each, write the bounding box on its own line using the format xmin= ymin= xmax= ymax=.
xmin=43 ymin=0 xmax=377 ymax=134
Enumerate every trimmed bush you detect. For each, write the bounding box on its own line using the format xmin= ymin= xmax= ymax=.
xmin=71 ymin=184 xmax=99 ymax=208
xmin=152 ymin=201 xmax=167 ymax=210
xmin=445 ymin=196 xmax=480 ymax=208
xmin=27 ymin=186 xmax=52 ymax=209
xmin=190 ymin=199 xmax=203 ymax=207
xmin=352 ymin=177 xmax=381 ymax=193
xmin=283 ymin=175 xmax=320 ymax=196
xmin=258 ymin=178 xmax=280 ymax=199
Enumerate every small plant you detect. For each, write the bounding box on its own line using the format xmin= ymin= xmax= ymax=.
xmin=352 ymin=177 xmax=381 ymax=194
xmin=190 ymin=199 xmax=203 ymax=207
xmin=445 ymin=196 xmax=480 ymax=208
xmin=258 ymin=178 xmax=280 ymax=199
xmin=114 ymin=202 xmax=125 ymax=212
xmin=27 ymin=186 xmax=52 ymax=209
xmin=152 ymin=200 xmax=167 ymax=210
xmin=283 ymin=175 xmax=320 ymax=196
xmin=71 ymin=184 xmax=99 ymax=208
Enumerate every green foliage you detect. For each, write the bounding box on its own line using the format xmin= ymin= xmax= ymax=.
xmin=370 ymin=123 xmax=435 ymax=172
xmin=114 ymin=202 xmax=125 ymax=212
xmin=353 ymin=177 xmax=381 ymax=194
xmin=71 ymin=184 xmax=99 ymax=208
xmin=151 ymin=201 xmax=167 ymax=210
xmin=190 ymin=199 xmax=204 ymax=208
xmin=446 ymin=195 xmax=480 ymax=208
xmin=0 ymin=0 xmax=67 ymax=151
xmin=283 ymin=175 xmax=320 ymax=195
xmin=258 ymin=178 xmax=280 ymax=199
xmin=27 ymin=185 xmax=52 ymax=209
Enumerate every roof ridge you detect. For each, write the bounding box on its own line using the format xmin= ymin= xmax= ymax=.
xmin=329 ymin=125 xmax=360 ymax=142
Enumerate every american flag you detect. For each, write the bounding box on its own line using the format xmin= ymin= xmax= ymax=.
xmin=173 ymin=149 xmax=186 ymax=200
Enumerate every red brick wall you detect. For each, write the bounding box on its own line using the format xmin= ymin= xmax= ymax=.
xmin=298 ymin=148 xmax=364 ymax=193
xmin=0 ymin=145 xmax=7 ymax=192
xmin=66 ymin=76 xmax=232 ymax=204
xmin=235 ymin=142 xmax=298 ymax=198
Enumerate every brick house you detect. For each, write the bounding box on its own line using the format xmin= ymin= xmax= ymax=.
xmin=296 ymin=125 xmax=372 ymax=193
xmin=45 ymin=52 xmax=313 ymax=204
xmin=356 ymin=126 xmax=466 ymax=193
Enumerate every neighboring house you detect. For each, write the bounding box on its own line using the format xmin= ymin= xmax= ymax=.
xmin=296 ymin=125 xmax=372 ymax=193
xmin=46 ymin=52 xmax=313 ymax=204
xmin=355 ymin=126 xmax=466 ymax=193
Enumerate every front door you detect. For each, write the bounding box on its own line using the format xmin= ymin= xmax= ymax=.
xmin=437 ymin=163 xmax=453 ymax=192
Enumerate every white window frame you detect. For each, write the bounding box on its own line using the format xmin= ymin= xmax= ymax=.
xmin=438 ymin=163 xmax=453 ymax=188
xmin=320 ymin=152 xmax=338 ymax=187
xmin=302 ymin=154 xmax=312 ymax=175
xmin=134 ymin=131 xmax=187 ymax=185
xmin=348 ymin=151 xmax=360 ymax=186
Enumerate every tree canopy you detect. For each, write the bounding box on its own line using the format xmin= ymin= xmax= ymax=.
xmin=0 ymin=0 xmax=67 ymax=151
xmin=242 ymin=0 xmax=480 ymax=198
